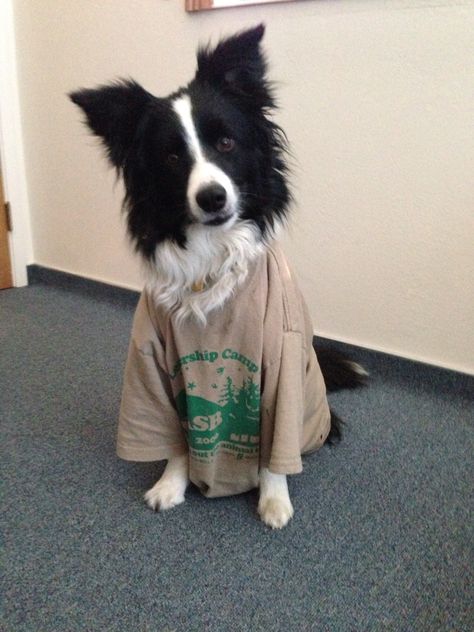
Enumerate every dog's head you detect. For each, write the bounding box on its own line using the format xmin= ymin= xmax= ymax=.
xmin=70 ymin=24 xmax=289 ymax=260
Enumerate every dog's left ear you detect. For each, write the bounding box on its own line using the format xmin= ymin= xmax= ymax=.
xmin=196 ymin=24 xmax=273 ymax=108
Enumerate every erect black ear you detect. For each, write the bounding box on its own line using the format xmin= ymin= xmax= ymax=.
xmin=196 ymin=24 xmax=273 ymax=108
xmin=69 ymin=79 xmax=152 ymax=167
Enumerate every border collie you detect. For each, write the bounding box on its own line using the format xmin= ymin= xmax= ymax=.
xmin=70 ymin=24 xmax=365 ymax=529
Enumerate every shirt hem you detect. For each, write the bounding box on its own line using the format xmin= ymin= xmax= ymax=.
xmin=266 ymin=458 xmax=303 ymax=476
xmin=116 ymin=442 xmax=188 ymax=462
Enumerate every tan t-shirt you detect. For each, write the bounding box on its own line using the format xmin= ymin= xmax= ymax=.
xmin=117 ymin=244 xmax=330 ymax=498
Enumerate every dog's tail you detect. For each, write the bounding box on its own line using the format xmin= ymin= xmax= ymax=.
xmin=327 ymin=409 xmax=344 ymax=445
xmin=316 ymin=347 xmax=368 ymax=393
xmin=315 ymin=347 xmax=368 ymax=445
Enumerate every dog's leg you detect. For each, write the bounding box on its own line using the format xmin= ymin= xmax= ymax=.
xmin=258 ymin=467 xmax=294 ymax=529
xmin=144 ymin=454 xmax=189 ymax=511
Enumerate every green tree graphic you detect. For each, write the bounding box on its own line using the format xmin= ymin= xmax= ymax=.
xmin=218 ymin=376 xmax=237 ymax=408
xmin=244 ymin=377 xmax=260 ymax=413
xmin=175 ymin=371 xmax=261 ymax=454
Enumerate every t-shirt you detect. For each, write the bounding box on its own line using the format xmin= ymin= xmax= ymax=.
xmin=117 ymin=244 xmax=331 ymax=498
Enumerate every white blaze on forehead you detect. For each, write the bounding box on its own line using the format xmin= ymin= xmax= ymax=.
xmin=171 ymin=93 xmax=239 ymax=222
xmin=172 ymin=95 xmax=204 ymax=161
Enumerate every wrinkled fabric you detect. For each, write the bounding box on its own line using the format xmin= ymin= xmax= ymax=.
xmin=117 ymin=244 xmax=330 ymax=497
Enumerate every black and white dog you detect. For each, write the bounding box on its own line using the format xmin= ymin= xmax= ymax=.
xmin=70 ymin=25 xmax=365 ymax=528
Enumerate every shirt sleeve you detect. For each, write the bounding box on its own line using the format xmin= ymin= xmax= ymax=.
xmin=260 ymin=331 xmax=306 ymax=475
xmin=116 ymin=292 xmax=188 ymax=462
xmin=259 ymin=247 xmax=331 ymax=475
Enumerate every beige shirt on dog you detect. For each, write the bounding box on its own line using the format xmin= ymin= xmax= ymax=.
xmin=117 ymin=244 xmax=330 ymax=498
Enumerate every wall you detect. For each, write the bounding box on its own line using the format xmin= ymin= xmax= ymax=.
xmin=13 ymin=0 xmax=474 ymax=374
xmin=0 ymin=0 xmax=33 ymax=286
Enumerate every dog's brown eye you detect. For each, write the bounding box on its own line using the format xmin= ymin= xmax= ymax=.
xmin=216 ymin=137 xmax=235 ymax=153
xmin=166 ymin=153 xmax=179 ymax=166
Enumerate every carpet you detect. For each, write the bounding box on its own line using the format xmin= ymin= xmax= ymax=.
xmin=1 ymin=274 xmax=473 ymax=631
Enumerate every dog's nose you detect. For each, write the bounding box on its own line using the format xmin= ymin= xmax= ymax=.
xmin=196 ymin=184 xmax=227 ymax=214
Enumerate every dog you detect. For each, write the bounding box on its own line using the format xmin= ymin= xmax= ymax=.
xmin=70 ymin=24 xmax=366 ymax=529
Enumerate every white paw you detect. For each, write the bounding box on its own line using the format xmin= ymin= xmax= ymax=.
xmin=144 ymin=479 xmax=186 ymax=511
xmin=258 ymin=496 xmax=294 ymax=529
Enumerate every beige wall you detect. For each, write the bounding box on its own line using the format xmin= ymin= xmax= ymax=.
xmin=13 ymin=0 xmax=474 ymax=374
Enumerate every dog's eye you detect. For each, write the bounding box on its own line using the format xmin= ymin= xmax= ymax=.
xmin=216 ymin=137 xmax=235 ymax=153
xmin=166 ymin=153 xmax=179 ymax=167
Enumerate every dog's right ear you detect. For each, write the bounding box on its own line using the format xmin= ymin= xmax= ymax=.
xmin=69 ymin=80 xmax=152 ymax=168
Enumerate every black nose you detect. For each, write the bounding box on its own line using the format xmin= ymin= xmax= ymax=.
xmin=196 ymin=184 xmax=227 ymax=214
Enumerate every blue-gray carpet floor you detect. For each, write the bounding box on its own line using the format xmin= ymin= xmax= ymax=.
xmin=1 ymin=278 xmax=473 ymax=632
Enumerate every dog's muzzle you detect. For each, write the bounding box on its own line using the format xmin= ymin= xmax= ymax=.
xmin=187 ymin=159 xmax=239 ymax=225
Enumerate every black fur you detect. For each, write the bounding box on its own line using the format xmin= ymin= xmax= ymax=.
xmin=327 ymin=410 xmax=344 ymax=445
xmin=316 ymin=347 xmax=368 ymax=393
xmin=69 ymin=24 xmax=290 ymax=259
xmin=70 ymin=25 xmax=366 ymax=448
xmin=316 ymin=347 xmax=367 ymax=444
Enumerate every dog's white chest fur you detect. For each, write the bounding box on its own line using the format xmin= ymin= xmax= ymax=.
xmin=145 ymin=221 xmax=265 ymax=325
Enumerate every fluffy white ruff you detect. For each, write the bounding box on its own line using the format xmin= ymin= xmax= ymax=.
xmin=258 ymin=467 xmax=294 ymax=529
xmin=145 ymin=221 xmax=265 ymax=326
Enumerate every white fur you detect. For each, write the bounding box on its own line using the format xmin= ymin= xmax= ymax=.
xmin=173 ymin=95 xmax=239 ymax=223
xmin=145 ymin=455 xmax=295 ymax=528
xmin=347 ymin=361 xmax=369 ymax=377
xmin=187 ymin=160 xmax=239 ymax=224
xmin=144 ymin=454 xmax=189 ymax=511
xmin=145 ymin=221 xmax=264 ymax=325
xmin=172 ymin=95 xmax=203 ymax=161
xmin=145 ymin=456 xmax=295 ymax=530
xmin=143 ymin=95 xmax=286 ymax=325
xmin=258 ymin=467 xmax=294 ymax=529
xmin=145 ymin=98 xmax=293 ymax=525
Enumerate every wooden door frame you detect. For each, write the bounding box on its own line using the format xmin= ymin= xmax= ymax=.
xmin=0 ymin=168 xmax=13 ymax=288
xmin=0 ymin=0 xmax=33 ymax=287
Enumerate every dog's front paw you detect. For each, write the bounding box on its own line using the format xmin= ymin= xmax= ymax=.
xmin=144 ymin=479 xmax=186 ymax=512
xmin=258 ymin=496 xmax=294 ymax=529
